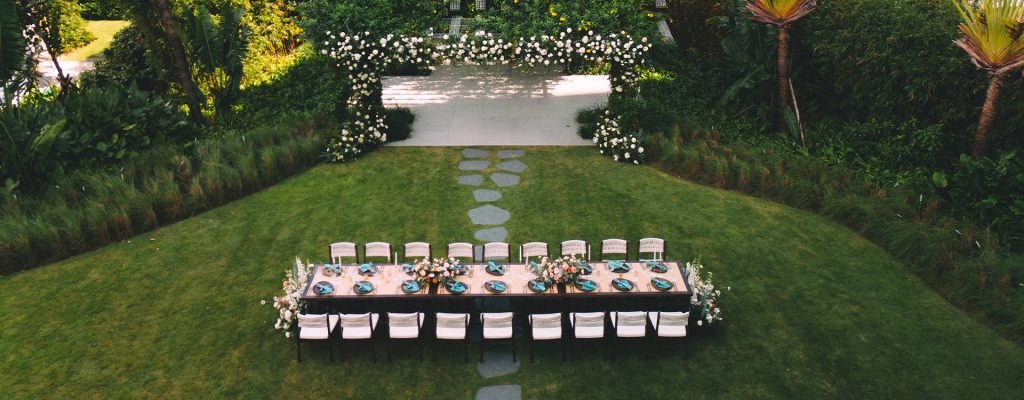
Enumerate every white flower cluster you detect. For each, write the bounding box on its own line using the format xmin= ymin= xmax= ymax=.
xmin=686 ymin=257 xmax=729 ymax=327
xmin=318 ymin=29 xmax=651 ymax=163
xmin=594 ymin=110 xmax=645 ymax=164
xmin=269 ymin=257 xmax=315 ymax=338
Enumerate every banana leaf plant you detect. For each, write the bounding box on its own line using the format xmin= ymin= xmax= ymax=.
xmin=183 ymin=5 xmax=250 ymax=121
xmin=952 ymin=0 xmax=1024 ymax=158
xmin=744 ymin=0 xmax=816 ymax=111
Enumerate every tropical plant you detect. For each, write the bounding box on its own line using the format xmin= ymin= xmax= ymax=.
xmin=17 ymin=0 xmax=95 ymax=94
xmin=952 ymin=0 xmax=1024 ymax=158
xmin=0 ymin=0 xmax=27 ymax=93
xmin=183 ymin=5 xmax=251 ymax=120
xmin=744 ymin=0 xmax=816 ymax=111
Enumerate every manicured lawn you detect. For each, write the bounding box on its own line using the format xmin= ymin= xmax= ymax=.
xmin=62 ymin=20 xmax=130 ymax=62
xmin=0 ymin=147 xmax=1021 ymax=399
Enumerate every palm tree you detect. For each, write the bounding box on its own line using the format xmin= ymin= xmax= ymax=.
xmin=744 ymin=0 xmax=816 ymax=110
xmin=952 ymin=0 xmax=1024 ymax=158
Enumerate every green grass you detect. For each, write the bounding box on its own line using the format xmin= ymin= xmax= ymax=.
xmin=0 ymin=147 xmax=1021 ymax=398
xmin=62 ymin=20 xmax=129 ymax=62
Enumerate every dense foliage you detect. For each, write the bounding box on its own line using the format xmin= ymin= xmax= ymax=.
xmin=80 ymin=25 xmax=170 ymax=93
xmin=0 ymin=85 xmax=194 ymax=192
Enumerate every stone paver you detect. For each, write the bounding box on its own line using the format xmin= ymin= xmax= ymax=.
xmin=490 ymin=173 xmax=520 ymax=187
xmin=496 ymin=160 xmax=528 ymax=173
xmin=468 ymin=205 xmax=510 ymax=225
xmin=477 ymin=351 xmax=521 ymax=378
xmin=473 ymin=189 xmax=502 ymax=202
xmin=459 ymin=175 xmax=485 ymax=186
xmin=496 ymin=150 xmax=526 ymax=159
xmin=460 ymin=160 xmax=492 ymax=171
xmin=475 ymin=385 xmax=522 ymax=400
xmin=474 ymin=227 xmax=508 ymax=242
xmin=462 ymin=148 xmax=491 ymax=158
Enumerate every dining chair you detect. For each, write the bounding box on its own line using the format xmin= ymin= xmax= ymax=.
xmin=447 ymin=242 xmax=475 ymax=263
xmin=387 ymin=312 xmax=425 ymax=361
xmin=599 ymin=239 xmax=628 ymax=261
xmin=560 ymin=240 xmax=589 ymax=260
xmin=364 ymin=242 xmax=393 ymax=263
xmin=610 ymin=311 xmax=648 ymax=360
xmin=520 ymin=242 xmax=549 ymax=263
xmin=329 ymin=242 xmax=358 ymax=264
xmin=638 ymin=238 xmax=665 ymax=261
xmin=338 ymin=312 xmax=380 ymax=361
xmin=649 ymin=311 xmax=689 ymax=358
xmin=434 ymin=312 xmax=470 ymax=363
xmin=480 ymin=312 xmax=516 ymax=363
xmin=295 ymin=313 xmax=339 ymax=363
xmin=482 ymin=242 xmax=511 ymax=263
xmin=569 ymin=312 xmax=606 ymax=361
xmin=528 ymin=313 xmax=564 ymax=362
xmin=403 ymin=242 xmax=432 ymax=262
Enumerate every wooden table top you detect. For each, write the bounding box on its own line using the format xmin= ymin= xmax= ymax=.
xmin=301 ymin=260 xmax=691 ymax=300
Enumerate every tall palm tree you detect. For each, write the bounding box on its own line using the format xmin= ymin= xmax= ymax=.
xmin=953 ymin=0 xmax=1024 ymax=158
xmin=744 ymin=0 xmax=816 ymax=110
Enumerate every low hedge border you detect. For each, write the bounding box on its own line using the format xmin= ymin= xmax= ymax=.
xmin=648 ymin=130 xmax=1024 ymax=342
xmin=0 ymin=115 xmax=331 ymax=275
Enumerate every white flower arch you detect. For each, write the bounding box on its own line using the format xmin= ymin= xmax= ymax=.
xmin=320 ymin=28 xmax=650 ymax=163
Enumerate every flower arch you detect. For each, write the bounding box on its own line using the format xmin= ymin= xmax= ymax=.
xmin=319 ymin=28 xmax=651 ymax=163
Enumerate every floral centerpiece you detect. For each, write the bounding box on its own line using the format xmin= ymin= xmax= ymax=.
xmin=267 ymin=257 xmax=315 ymax=338
xmin=686 ymin=257 xmax=729 ymax=327
xmin=411 ymin=256 xmax=465 ymax=286
xmin=531 ymin=255 xmax=586 ymax=285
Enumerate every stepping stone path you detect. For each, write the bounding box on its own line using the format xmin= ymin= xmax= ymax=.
xmin=459 ymin=174 xmax=485 ymax=186
xmin=473 ymin=189 xmax=502 ymax=202
xmin=460 ymin=160 xmax=491 ymax=171
xmin=496 ymin=160 xmax=528 ymax=173
xmin=490 ymin=173 xmax=520 ymax=188
xmin=456 ymin=148 xmax=525 ymax=388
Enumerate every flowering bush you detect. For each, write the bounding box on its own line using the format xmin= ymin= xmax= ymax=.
xmin=317 ymin=29 xmax=651 ymax=163
xmin=531 ymin=255 xmax=586 ymax=285
xmin=268 ymin=257 xmax=315 ymax=338
xmin=686 ymin=257 xmax=729 ymax=327
xmin=411 ymin=256 xmax=465 ymax=286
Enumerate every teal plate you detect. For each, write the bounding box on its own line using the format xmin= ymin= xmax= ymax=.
xmin=314 ymin=281 xmax=334 ymax=295
xmin=353 ymin=280 xmax=374 ymax=295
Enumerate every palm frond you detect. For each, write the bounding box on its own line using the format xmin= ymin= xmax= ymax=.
xmin=953 ymin=0 xmax=1024 ymax=72
xmin=0 ymin=0 xmax=26 ymax=84
xmin=745 ymin=0 xmax=817 ymax=26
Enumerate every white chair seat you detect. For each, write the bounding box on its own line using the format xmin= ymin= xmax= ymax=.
xmin=388 ymin=312 xmax=425 ymax=339
xmin=340 ymin=313 xmax=379 ymax=339
xmin=649 ymin=312 xmax=688 ymax=337
xmin=299 ymin=314 xmax=339 ymax=340
xmin=611 ymin=311 xmax=647 ymax=338
xmin=437 ymin=327 xmax=466 ymax=340
xmin=483 ymin=326 xmax=513 ymax=339
xmin=570 ymin=312 xmax=605 ymax=339
xmin=532 ymin=327 xmax=562 ymax=340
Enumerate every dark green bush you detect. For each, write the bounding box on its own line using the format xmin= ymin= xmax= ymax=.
xmin=384 ymin=107 xmax=416 ymax=142
xmin=575 ymin=106 xmax=604 ymax=139
xmin=945 ymin=151 xmax=1024 ymax=249
xmin=81 ymin=25 xmax=169 ymax=93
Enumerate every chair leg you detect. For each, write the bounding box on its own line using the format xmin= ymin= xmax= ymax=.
xmin=511 ymin=336 xmax=517 ymax=363
xmin=433 ymin=337 xmax=439 ymax=362
xmin=464 ymin=339 xmax=468 ymax=364
xmin=560 ymin=338 xmax=566 ymax=361
xmin=296 ymin=339 xmax=302 ymax=363
xmin=387 ymin=339 xmax=392 ymax=362
xmin=371 ymin=339 xmax=377 ymax=362
xmin=328 ymin=339 xmax=335 ymax=363
xmin=420 ymin=339 xmax=424 ymax=362
xmin=684 ymin=337 xmax=689 ymax=359
xmin=480 ymin=338 xmax=486 ymax=363
xmin=530 ymin=339 xmax=535 ymax=363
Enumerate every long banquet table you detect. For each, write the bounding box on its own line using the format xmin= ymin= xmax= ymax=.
xmin=300 ymin=260 xmax=692 ymax=314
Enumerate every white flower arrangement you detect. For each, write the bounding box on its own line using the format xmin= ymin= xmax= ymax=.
xmin=686 ymin=257 xmax=729 ymax=327
xmin=269 ymin=257 xmax=315 ymax=338
xmin=318 ymin=30 xmax=651 ymax=163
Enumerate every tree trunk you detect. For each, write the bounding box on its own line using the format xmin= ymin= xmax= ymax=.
xmin=972 ymin=70 xmax=1007 ymax=158
xmin=153 ymin=0 xmax=206 ymax=125
xmin=776 ymin=26 xmax=790 ymax=109
xmin=43 ymin=43 xmax=74 ymax=96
